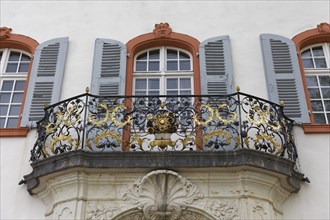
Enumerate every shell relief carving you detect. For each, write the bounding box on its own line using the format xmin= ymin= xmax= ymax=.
xmin=123 ymin=170 xmax=203 ymax=220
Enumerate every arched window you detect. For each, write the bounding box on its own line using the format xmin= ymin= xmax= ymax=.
xmin=133 ymin=47 xmax=193 ymax=96
xmin=301 ymin=43 xmax=330 ymax=124
xmin=292 ymin=22 xmax=330 ymax=133
xmin=0 ymin=49 xmax=31 ymax=128
xmin=0 ymin=27 xmax=38 ymax=136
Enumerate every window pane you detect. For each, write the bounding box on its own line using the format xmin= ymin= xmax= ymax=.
xmin=1 ymin=81 xmax=14 ymax=91
xmin=149 ymin=50 xmax=160 ymax=59
xmin=322 ymin=88 xmax=330 ymax=98
xmin=149 ymin=91 xmax=159 ymax=96
xmin=137 ymin=52 xmax=147 ymax=60
xmin=180 ymin=78 xmax=191 ymax=89
xmin=167 ymin=91 xmax=178 ymax=96
xmin=0 ymin=51 xmax=3 ymax=61
xmin=12 ymin=93 xmax=23 ymax=103
xmin=135 ymin=79 xmax=147 ymax=89
xmin=327 ymin=114 xmax=330 ymax=124
xmin=167 ymin=61 xmax=178 ymax=70
xmin=319 ymin=76 xmax=330 ymax=86
xmin=9 ymin=105 xmax=20 ymax=115
xmin=301 ymin=49 xmax=312 ymax=57
xmin=312 ymin=46 xmax=324 ymax=56
xmin=149 ymin=79 xmax=159 ymax=89
xmin=0 ymin=105 xmax=8 ymax=116
xmin=180 ymin=60 xmax=190 ymax=70
xmin=308 ymin=88 xmax=321 ymax=98
xmin=149 ymin=61 xmax=160 ymax=71
xmin=6 ymin=63 xmax=18 ymax=72
xmin=0 ymin=93 xmax=11 ymax=103
xmin=136 ymin=61 xmax=147 ymax=71
xmin=302 ymin=58 xmax=314 ymax=68
xmin=15 ymin=81 xmax=26 ymax=91
xmin=21 ymin=54 xmax=30 ymax=61
xmin=135 ymin=91 xmax=146 ymax=96
xmin=305 ymin=76 xmax=318 ymax=86
xmin=311 ymin=100 xmax=324 ymax=111
xmin=18 ymin=63 xmax=29 ymax=72
xmin=167 ymin=49 xmax=177 ymax=59
xmin=0 ymin=118 xmax=5 ymax=128
xmin=167 ymin=79 xmax=178 ymax=89
xmin=314 ymin=58 xmax=327 ymax=68
xmin=179 ymin=51 xmax=190 ymax=59
xmin=324 ymin=100 xmax=330 ymax=111
xmin=180 ymin=90 xmax=191 ymax=96
xmin=8 ymin=52 xmax=20 ymax=61
xmin=7 ymin=118 xmax=18 ymax=128
xmin=313 ymin=113 xmax=326 ymax=124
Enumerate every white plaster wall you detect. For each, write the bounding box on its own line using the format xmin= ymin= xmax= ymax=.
xmin=0 ymin=1 xmax=329 ymax=219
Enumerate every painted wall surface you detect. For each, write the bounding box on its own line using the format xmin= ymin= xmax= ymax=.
xmin=0 ymin=1 xmax=329 ymax=219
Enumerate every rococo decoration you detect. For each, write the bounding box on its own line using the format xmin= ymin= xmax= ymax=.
xmin=123 ymin=170 xmax=203 ymax=220
xmin=317 ymin=22 xmax=330 ymax=33
xmin=0 ymin=27 xmax=12 ymax=39
xmin=30 ymin=91 xmax=297 ymax=162
xmin=153 ymin=22 xmax=172 ymax=38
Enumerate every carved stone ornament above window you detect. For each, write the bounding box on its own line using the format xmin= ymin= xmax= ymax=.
xmin=153 ymin=22 xmax=172 ymax=38
xmin=317 ymin=22 xmax=330 ymax=33
xmin=0 ymin=27 xmax=13 ymax=39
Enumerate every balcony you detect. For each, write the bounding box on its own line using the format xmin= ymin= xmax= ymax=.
xmin=22 ymin=91 xmax=307 ymax=219
xmin=30 ymin=91 xmax=298 ymax=161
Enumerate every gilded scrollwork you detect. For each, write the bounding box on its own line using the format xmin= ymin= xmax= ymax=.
xmin=31 ymin=92 xmax=297 ymax=162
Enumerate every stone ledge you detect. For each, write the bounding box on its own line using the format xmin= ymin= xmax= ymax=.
xmin=23 ymin=149 xmax=304 ymax=194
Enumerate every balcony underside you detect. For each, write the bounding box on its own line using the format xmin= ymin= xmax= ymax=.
xmin=24 ymin=148 xmax=303 ymax=194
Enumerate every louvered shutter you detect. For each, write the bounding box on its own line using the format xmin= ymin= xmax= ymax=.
xmin=199 ymin=35 xmax=234 ymax=95
xmin=91 ymin=38 xmax=126 ymax=96
xmin=21 ymin=37 xmax=69 ymax=127
xmin=260 ymin=34 xmax=309 ymax=123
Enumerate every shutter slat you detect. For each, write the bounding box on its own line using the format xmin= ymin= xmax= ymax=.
xmin=200 ymin=36 xmax=234 ymax=95
xmin=91 ymin=38 xmax=126 ymax=96
xmin=260 ymin=34 xmax=310 ymax=123
xmin=21 ymin=38 xmax=68 ymax=127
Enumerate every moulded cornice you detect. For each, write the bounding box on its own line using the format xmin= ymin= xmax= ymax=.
xmin=23 ymin=149 xmax=305 ymax=195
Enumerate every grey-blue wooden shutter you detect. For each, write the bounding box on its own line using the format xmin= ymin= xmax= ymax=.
xmin=91 ymin=38 xmax=126 ymax=96
xmin=199 ymin=35 xmax=234 ymax=95
xmin=260 ymin=34 xmax=309 ymax=123
xmin=21 ymin=37 xmax=69 ymax=127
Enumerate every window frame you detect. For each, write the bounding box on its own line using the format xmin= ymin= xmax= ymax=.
xmin=0 ymin=27 xmax=38 ymax=137
xmin=292 ymin=23 xmax=330 ymax=133
xmin=133 ymin=46 xmax=194 ymax=96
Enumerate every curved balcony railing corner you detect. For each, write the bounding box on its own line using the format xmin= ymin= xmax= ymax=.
xmin=30 ymin=92 xmax=298 ymax=163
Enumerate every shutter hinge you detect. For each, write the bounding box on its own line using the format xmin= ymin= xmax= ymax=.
xmin=127 ymin=53 xmax=130 ymax=58
xmin=196 ymin=52 xmax=199 ymax=57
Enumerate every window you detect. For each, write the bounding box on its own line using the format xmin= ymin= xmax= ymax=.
xmin=0 ymin=49 xmax=31 ymax=128
xmin=291 ymin=22 xmax=330 ymax=133
xmin=90 ymin=24 xmax=234 ymax=150
xmin=133 ymin=47 xmax=193 ymax=96
xmin=301 ymin=43 xmax=330 ymax=124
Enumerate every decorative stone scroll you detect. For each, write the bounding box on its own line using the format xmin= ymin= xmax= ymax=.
xmin=206 ymin=200 xmax=239 ymax=220
xmin=317 ymin=22 xmax=330 ymax=33
xmin=153 ymin=22 xmax=172 ymax=38
xmin=86 ymin=201 xmax=119 ymax=220
xmin=0 ymin=27 xmax=12 ymax=39
xmin=123 ymin=170 xmax=203 ymax=220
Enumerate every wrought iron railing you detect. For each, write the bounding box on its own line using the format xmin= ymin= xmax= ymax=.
xmin=30 ymin=92 xmax=298 ymax=162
